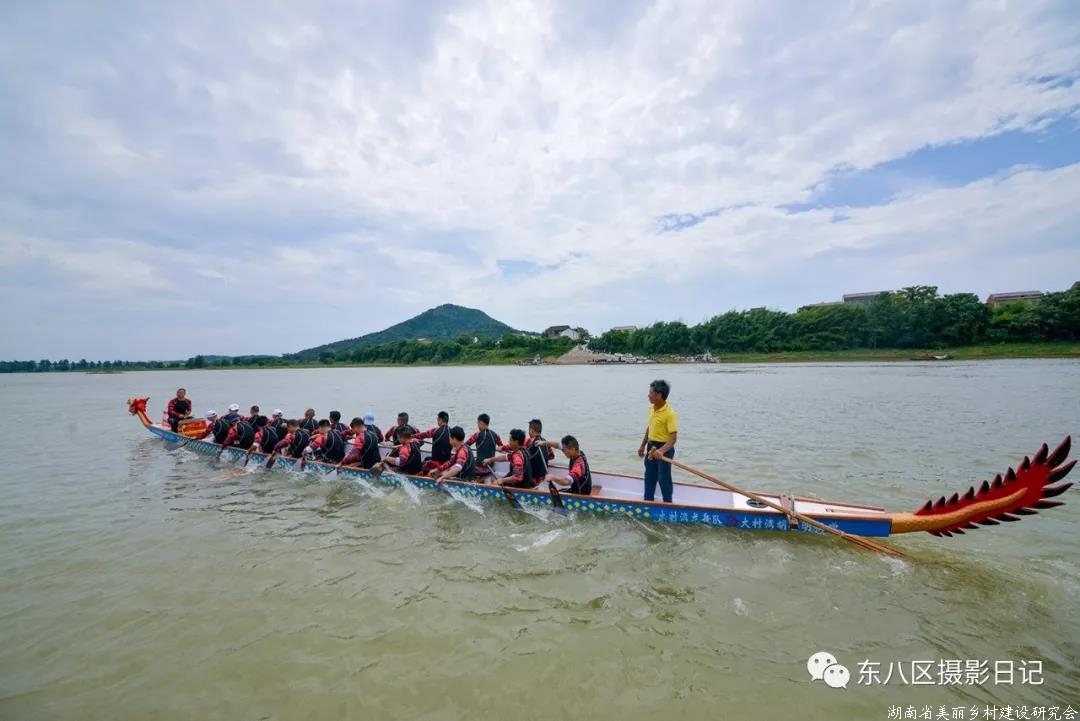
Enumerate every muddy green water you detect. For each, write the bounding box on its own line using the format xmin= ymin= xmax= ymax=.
xmin=0 ymin=362 xmax=1077 ymax=720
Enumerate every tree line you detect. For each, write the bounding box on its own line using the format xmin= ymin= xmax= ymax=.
xmin=589 ymin=285 xmax=1080 ymax=355
xmin=1 ymin=335 xmax=578 ymax=372
xmin=5 ymin=285 xmax=1078 ymax=372
xmin=286 ymin=334 xmax=577 ymax=365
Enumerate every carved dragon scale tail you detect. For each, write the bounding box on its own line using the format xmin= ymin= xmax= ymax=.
xmin=889 ymin=436 xmax=1075 ymax=536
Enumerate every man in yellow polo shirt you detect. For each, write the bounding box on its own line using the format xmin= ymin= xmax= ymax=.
xmin=637 ymin=379 xmax=678 ymax=502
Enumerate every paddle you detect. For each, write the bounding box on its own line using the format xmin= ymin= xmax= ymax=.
xmin=547 ymin=481 xmax=566 ymax=512
xmin=502 ymin=486 xmax=524 ymax=511
xmin=659 ymin=456 xmax=905 ymax=557
xmin=265 ymin=451 xmax=278 ymax=470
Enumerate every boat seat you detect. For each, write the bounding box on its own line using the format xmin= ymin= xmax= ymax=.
xmin=590 ymin=485 xmax=603 ymax=496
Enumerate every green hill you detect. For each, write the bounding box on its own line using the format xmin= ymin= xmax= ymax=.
xmin=289 ymin=304 xmax=522 ymax=360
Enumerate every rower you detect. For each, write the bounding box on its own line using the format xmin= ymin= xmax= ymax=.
xmin=374 ymin=426 xmax=423 ymax=476
xmin=522 ymin=418 xmax=555 ymax=482
xmin=428 ymin=426 xmax=477 ymax=483
xmin=362 ymin=413 xmax=383 ymax=442
xmin=416 ymin=411 xmax=452 ymax=474
xmin=385 ymin=412 xmax=418 ymax=444
xmin=298 ymin=408 xmax=318 ymax=434
xmin=223 ymin=403 xmax=242 ymax=423
xmin=273 ymin=419 xmax=311 ymax=459
xmin=217 ymin=415 xmax=256 ymax=458
xmin=198 ymin=410 xmax=231 ymax=444
xmin=552 ymin=435 xmax=592 ymax=495
xmin=338 ymin=417 xmax=382 ymax=470
xmin=484 ymin=429 xmax=534 ymax=488
xmin=166 ymin=388 xmax=193 ymax=432
xmin=308 ymin=420 xmax=346 ymax=463
xmin=270 ymin=410 xmax=287 ymax=434
xmin=467 ymin=413 xmax=503 ymax=480
xmin=251 ymin=416 xmax=279 ymax=453
xmin=328 ymin=410 xmax=347 ymax=434
xmin=246 ymin=405 xmax=260 ymax=423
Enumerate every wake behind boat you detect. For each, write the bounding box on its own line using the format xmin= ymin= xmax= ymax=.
xmin=128 ymin=397 xmax=1074 ymax=549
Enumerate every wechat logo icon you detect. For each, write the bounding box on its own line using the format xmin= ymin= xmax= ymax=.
xmin=808 ymin=651 xmax=850 ymax=689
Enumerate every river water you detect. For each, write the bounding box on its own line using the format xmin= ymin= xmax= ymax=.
xmin=0 ymin=361 xmax=1077 ymax=720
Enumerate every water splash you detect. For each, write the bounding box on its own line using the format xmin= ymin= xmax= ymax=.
xmin=444 ymin=487 xmax=485 ymax=514
xmin=349 ymin=474 xmax=385 ymax=498
xmin=882 ymin=555 xmax=910 ymax=577
xmin=397 ymin=476 xmax=422 ymax=504
xmin=514 ymin=529 xmax=563 ymax=552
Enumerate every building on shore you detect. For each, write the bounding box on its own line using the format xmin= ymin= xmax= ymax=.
xmin=799 ymin=301 xmax=843 ymax=310
xmin=842 ymin=291 xmax=893 ymax=306
xmin=985 ymin=291 xmax=1044 ymax=307
xmin=611 ymin=325 xmax=638 ymax=332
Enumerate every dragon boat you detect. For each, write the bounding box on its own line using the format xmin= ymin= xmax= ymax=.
xmin=128 ymin=397 xmax=1073 ymax=545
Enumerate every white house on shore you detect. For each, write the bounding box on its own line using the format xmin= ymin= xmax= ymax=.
xmin=543 ymin=325 xmax=581 ymax=340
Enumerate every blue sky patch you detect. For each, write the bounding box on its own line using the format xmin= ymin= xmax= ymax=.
xmin=783 ymin=116 xmax=1080 ymax=213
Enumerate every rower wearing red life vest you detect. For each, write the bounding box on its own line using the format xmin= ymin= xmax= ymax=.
xmin=505 ymin=418 xmax=555 ymax=482
xmin=466 ymin=413 xmax=503 ymax=479
xmin=222 ymin=403 xmax=242 ymax=424
xmin=355 ymin=413 xmax=381 ymax=442
xmin=242 ymin=416 xmax=277 ymax=464
xmin=308 ymin=420 xmax=346 ymax=463
xmin=216 ymin=415 xmax=256 ymax=458
xmin=551 ymin=435 xmax=592 ymax=495
xmin=198 ymin=410 xmax=232 ymax=443
xmin=385 ymin=412 xmax=418 ymax=444
xmin=415 ymin=411 xmax=452 ymax=474
xmin=427 ymin=426 xmax=477 ymax=483
xmin=251 ymin=416 xmax=279 ymax=453
xmin=166 ymin=388 xmax=193 ymax=432
xmin=273 ymin=419 xmax=311 ymax=459
xmin=338 ymin=417 xmax=382 ymax=470
xmin=374 ymin=426 xmax=423 ymax=476
xmin=484 ymin=429 xmax=534 ymax=488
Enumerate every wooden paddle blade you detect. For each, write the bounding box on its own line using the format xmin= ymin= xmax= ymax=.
xmin=265 ymin=453 xmax=276 ymax=469
xmin=548 ymin=481 xmax=565 ymax=510
xmin=502 ymin=487 xmax=523 ymax=510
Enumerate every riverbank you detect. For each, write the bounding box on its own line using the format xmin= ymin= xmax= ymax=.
xmin=695 ymin=342 xmax=1080 ymax=364
xmin=7 ymin=342 xmax=1080 ymax=374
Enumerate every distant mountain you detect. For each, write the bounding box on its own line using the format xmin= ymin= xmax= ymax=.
xmin=290 ymin=304 xmax=522 ymax=360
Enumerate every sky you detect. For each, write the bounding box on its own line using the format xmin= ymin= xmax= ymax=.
xmin=1 ymin=1 xmax=1079 ymax=361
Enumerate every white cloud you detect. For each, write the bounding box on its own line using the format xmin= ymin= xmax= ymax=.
xmin=0 ymin=0 xmax=1078 ymax=357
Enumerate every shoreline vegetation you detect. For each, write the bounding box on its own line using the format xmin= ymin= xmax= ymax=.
xmin=2 ymin=342 xmax=1078 ymax=373
xmin=4 ymin=284 xmax=1078 ymax=373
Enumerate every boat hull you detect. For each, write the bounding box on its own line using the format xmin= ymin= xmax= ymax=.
xmin=141 ymin=421 xmax=894 ymax=538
